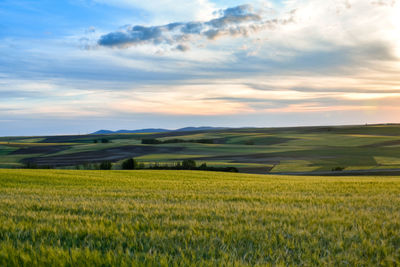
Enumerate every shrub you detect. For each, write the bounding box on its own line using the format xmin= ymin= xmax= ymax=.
xmin=101 ymin=139 xmax=110 ymax=143
xmin=199 ymin=163 xmax=207 ymax=170
xmin=141 ymin=139 xmax=161 ymax=144
xmin=182 ymin=159 xmax=196 ymax=169
xmin=99 ymin=161 xmax=112 ymax=170
xmin=24 ymin=162 xmax=38 ymax=169
xmin=122 ymin=158 xmax=138 ymax=170
xmin=332 ymin=166 xmax=345 ymax=172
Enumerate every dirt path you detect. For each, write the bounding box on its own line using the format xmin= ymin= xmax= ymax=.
xmin=270 ymin=168 xmax=400 ymax=176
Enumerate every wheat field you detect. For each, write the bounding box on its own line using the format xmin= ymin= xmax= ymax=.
xmin=0 ymin=169 xmax=399 ymax=266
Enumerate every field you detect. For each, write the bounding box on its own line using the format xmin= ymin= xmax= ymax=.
xmin=1 ymin=124 xmax=400 ymax=174
xmin=0 ymin=169 xmax=399 ymax=266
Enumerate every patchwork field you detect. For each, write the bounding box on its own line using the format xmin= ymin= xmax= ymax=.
xmin=1 ymin=124 xmax=400 ymax=174
xmin=0 ymin=169 xmax=399 ymax=266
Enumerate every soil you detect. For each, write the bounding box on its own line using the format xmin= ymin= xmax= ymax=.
xmin=11 ymin=146 xmax=70 ymax=155
xmin=23 ymin=145 xmax=184 ymax=167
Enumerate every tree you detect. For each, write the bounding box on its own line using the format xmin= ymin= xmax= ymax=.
xmin=99 ymin=161 xmax=112 ymax=170
xmin=101 ymin=138 xmax=110 ymax=143
xmin=182 ymin=159 xmax=196 ymax=169
xmin=199 ymin=163 xmax=207 ymax=170
xmin=122 ymin=158 xmax=138 ymax=170
xmin=141 ymin=138 xmax=161 ymax=144
xmin=332 ymin=166 xmax=345 ymax=172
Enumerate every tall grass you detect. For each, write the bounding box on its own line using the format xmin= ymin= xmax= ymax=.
xmin=0 ymin=169 xmax=399 ymax=266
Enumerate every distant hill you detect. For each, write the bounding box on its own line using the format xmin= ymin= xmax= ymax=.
xmin=91 ymin=127 xmax=227 ymax=135
xmin=91 ymin=130 xmax=115 ymax=134
xmin=92 ymin=128 xmax=170 ymax=135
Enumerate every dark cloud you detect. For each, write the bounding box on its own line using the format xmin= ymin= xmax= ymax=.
xmin=98 ymin=4 xmax=293 ymax=51
xmin=181 ymin=22 xmax=203 ymax=34
xmin=203 ymin=29 xmax=220 ymax=40
xmin=206 ymin=4 xmax=261 ymax=28
xmin=176 ymin=44 xmax=190 ymax=52
xmin=223 ymin=5 xmax=252 ymax=16
xmin=98 ymin=25 xmax=164 ymax=47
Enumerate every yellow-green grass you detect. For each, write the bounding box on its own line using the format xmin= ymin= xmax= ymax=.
xmin=45 ymin=139 xmax=143 ymax=157
xmin=278 ymin=134 xmax=398 ymax=147
xmin=0 ymin=146 xmax=18 ymax=156
xmin=179 ymin=142 xmax=303 ymax=155
xmin=270 ymin=160 xmax=320 ymax=172
xmin=0 ymin=142 xmax=76 ymax=147
xmin=0 ymin=169 xmax=399 ymax=266
xmin=9 ymin=138 xmax=46 ymax=143
xmin=0 ymin=154 xmax=41 ymax=168
xmin=271 ymin=156 xmax=400 ymax=173
xmin=159 ymin=132 xmax=223 ymax=141
xmin=135 ymin=153 xmax=202 ymax=161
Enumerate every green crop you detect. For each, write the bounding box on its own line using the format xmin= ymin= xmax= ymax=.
xmin=0 ymin=169 xmax=399 ymax=266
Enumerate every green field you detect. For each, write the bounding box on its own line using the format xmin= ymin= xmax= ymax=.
xmin=1 ymin=124 xmax=400 ymax=174
xmin=0 ymin=169 xmax=399 ymax=266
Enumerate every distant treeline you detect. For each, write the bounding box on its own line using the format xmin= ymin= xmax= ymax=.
xmin=141 ymin=138 xmax=215 ymax=145
xmin=146 ymin=161 xmax=239 ymax=173
xmin=23 ymin=159 xmax=239 ymax=173
xmin=120 ymin=159 xmax=238 ymax=173
xmin=93 ymin=138 xmax=110 ymax=144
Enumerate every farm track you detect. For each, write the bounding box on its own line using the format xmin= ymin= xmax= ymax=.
xmin=271 ymin=168 xmax=400 ymax=176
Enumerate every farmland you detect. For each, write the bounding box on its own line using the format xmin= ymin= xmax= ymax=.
xmin=0 ymin=169 xmax=399 ymax=265
xmin=1 ymin=124 xmax=400 ymax=174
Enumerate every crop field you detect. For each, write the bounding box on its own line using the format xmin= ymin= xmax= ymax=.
xmin=1 ymin=124 xmax=400 ymax=174
xmin=0 ymin=169 xmax=399 ymax=266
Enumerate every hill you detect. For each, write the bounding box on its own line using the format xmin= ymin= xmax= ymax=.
xmin=2 ymin=124 xmax=400 ymax=174
xmin=92 ymin=128 xmax=170 ymax=134
xmin=91 ymin=126 xmax=228 ymax=135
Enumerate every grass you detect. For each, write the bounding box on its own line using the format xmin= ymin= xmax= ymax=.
xmin=0 ymin=169 xmax=399 ymax=266
xmin=0 ymin=146 xmax=17 ymax=156
xmin=0 ymin=154 xmax=41 ymax=168
xmin=46 ymin=139 xmax=142 ymax=157
xmin=0 ymin=142 xmax=75 ymax=147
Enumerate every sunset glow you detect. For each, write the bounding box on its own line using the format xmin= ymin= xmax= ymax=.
xmin=1 ymin=0 xmax=400 ymax=135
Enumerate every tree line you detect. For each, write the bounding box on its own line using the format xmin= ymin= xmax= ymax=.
xmin=72 ymin=158 xmax=238 ymax=172
xmin=23 ymin=158 xmax=238 ymax=173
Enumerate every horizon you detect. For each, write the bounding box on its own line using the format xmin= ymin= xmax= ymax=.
xmin=1 ymin=0 xmax=400 ymax=136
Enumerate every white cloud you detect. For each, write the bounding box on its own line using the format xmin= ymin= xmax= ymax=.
xmin=3 ymin=0 xmax=400 ymax=124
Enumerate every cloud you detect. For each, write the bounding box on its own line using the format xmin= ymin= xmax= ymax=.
xmin=98 ymin=26 xmax=164 ymax=47
xmin=206 ymin=4 xmax=261 ymax=28
xmin=176 ymin=44 xmax=190 ymax=52
xmin=98 ymin=4 xmax=294 ymax=51
xmin=371 ymin=0 xmax=397 ymax=6
xmin=3 ymin=0 xmax=400 ymax=136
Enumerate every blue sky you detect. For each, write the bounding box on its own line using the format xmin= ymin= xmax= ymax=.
xmin=1 ymin=0 xmax=400 ymax=135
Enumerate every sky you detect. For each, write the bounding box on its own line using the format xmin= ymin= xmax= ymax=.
xmin=1 ymin=0 xmax=400 ymax=136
